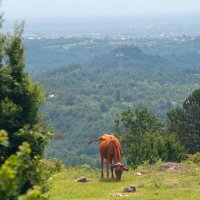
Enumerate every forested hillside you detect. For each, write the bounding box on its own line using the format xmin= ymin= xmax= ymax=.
xmin=25 ymin=36 xmax=200 ymax=166
xmin=25 ymin=36 xmax=200 ymax=70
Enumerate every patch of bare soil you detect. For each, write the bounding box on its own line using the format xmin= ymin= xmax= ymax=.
xmin=161 ymin=162 xmax=182 ymax=173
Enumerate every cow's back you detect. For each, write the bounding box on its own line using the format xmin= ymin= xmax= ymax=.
xmin=99 ymin=134 xmax=122 ymax=161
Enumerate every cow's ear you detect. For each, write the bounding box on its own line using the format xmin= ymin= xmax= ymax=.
xmin=123 ymin=165 xmax=129 ymax=171
xmin=111 ymin=164 xmax=119 ymax=169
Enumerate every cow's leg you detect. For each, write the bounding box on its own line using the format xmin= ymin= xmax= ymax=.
xmin=101 ymin=156 xmax=104 ymax=178
xmin=106 ymin=160 xmax=109 ymax=177
xmin=110 ymin=162 xmax=114 ymax=179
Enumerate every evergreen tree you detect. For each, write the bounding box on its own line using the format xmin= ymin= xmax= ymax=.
xmin=0 ymin=23 xmax=48 ymax=157
xmin=167 ymin=89 xmax=200 ymax=153
xmin=0 ymin=11 xmax=50 ymax=197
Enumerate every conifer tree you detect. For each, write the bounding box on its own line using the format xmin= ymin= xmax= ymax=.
xmin=0 ymin=23 xmax=48 ymax=159
xmin=0 ymin=6 xmax=50 ymax=197
xmin=167 ymin=89 xmax=200 ymax=153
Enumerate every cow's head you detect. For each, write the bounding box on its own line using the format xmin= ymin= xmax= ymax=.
xmin=111 ymin=163 xmax=128 ymax=181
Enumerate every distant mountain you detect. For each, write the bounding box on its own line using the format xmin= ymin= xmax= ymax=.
xmin=88 ymin=46 xmax=167 ymax=69
xmin=24 ymin=37 xmax=200 ymax=72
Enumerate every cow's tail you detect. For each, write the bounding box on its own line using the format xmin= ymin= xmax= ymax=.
xmin=87 ymin=137 xmax=101 ymax=145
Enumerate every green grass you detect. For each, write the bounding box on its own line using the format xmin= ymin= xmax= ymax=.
xmin=46 ymin=162 xmax=200 ymax=200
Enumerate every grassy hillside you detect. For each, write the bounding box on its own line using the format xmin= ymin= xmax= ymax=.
xmin=47 ymin=162 xmax=200 ymax=200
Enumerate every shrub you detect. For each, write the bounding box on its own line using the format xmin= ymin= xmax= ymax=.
xmin=126 ymin=132 xmax=186 ymax=168
xmin=186 ymin=152 xmax=200 ymax=165
xmin=30 ymin=158 xmax=64 ymax=193
xmin=0 ymin=130 xmax=43 ymax=200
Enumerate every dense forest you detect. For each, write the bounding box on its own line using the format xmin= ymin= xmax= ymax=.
xmin=23 ymin=36 xmax=200 ymax=166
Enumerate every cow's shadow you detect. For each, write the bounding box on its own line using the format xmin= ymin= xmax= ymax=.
xmin=99 ymin=177 xmax=117 ymax=183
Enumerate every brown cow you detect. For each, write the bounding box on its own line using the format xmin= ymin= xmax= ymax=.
xmin=88 ymin=134 xmax=128 ymax=181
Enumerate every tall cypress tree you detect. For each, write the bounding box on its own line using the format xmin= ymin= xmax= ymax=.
xmin=0 ymin=14 xmax=50 ymax=196
xmin=0 ymin=24 xmax=47 ymax=157
xmin=0 ymin=2 xmax=55 ymax=197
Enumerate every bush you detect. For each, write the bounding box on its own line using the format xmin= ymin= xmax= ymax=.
xmin=11 ymin=125 xmax=51 ymax=159
xmin=0 ymin=130 xmax=43 ymax=200
xmin=126 ymin=132 xmax=186 ymax=168
xmin=186 ymin=152 xmax=200 ymax=165
xmin=30 ymin=158 xmax=64 ymax=193
xmin=0 ymin=130 xmax=63 ymax=199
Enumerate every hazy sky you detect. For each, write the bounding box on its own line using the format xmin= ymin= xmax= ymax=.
xmin=2 ymin=0 xmax=200 ymax=20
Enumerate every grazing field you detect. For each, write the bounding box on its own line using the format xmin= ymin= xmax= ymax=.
xmin=46 ymin=162 xmax=200 ymax=200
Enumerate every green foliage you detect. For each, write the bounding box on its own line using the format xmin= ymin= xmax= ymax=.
xmin=167 ymin=88 xmax=200 ymax=153
xmin=12 ymin=125 xmax=51 ymax=158
xmin=2 ymin=126 xmax=51 ymax=196
xmin=115 ymin=108 xmax=162 ymax=147
xmin=0 ymin=130 xmax=43 ymax=200
xmin=0 ymin=130 xmax=9 ymax=146
xmin=0 ymin=34 xmax=6 ymax=66
xmin=0 ymin=23 xmax=48 ymax=149
xmin=6 ymin=23 xmax=25 ymax=81
xmin=17 ymin=186 xmax=42 ymax=200
xmin=0 ymin=131 xmax=61 ymax=200
xmin=0 ymin=66 xmax=44 ymax=134
xmin=0 ymin=142 xmax=31 ymax=199
xmin=186 ymin=152 xmax=200 ymax=165
xmin=115 ymin=108 xmax=185 ymax=167
xmin=0 ymin=97 xmax=22 ymax=134
xmin=0 ymin=24 xmax=44 ymax=134
xmin=126 ymin=133 xmax=185 ymax=167
xmin=0 ymin=19 xmax=52 ymax=198
xmin=29 ymin=158 xmax=64 ymax=194
xmin=163 ymin=134 xmax=186 ymax=161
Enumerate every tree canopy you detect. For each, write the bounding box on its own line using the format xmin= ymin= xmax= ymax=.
xmin=167 ymin=88 xmax=200 ymax=153
xmin=115 ymin=108 xmax=185 ymax=167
